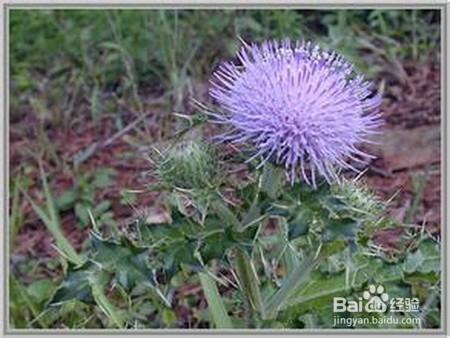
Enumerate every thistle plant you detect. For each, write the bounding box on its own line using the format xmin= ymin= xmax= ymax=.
xmin=46 ymin=40 xmax=441 ymax=329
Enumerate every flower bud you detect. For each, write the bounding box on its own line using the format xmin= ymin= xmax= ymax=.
xmin=156 ymin=140 xmax=217 ymax=190
xmin=331 ymin=180 xmax=383 ymax=218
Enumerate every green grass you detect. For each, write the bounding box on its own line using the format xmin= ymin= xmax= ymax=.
xmin=21 ymin=164 xmax=84 ymax=266
xmin=10 ymin=9 xmax=440 ymax=124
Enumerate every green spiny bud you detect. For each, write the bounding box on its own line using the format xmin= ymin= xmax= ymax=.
xmin=155 ymin=140 xmax=217 ymax=190
xmin=331 ymin=179 xmax=383 ymax=218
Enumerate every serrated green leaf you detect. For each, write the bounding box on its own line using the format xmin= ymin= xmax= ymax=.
xmin=48 ymin=261 xmax=97 ymax=306
xmin=90 ymin=233 xmax=155 ymax=290
xmin=287 ymin=271 xmax=348 ymax=309
xmin=282 ymin=250 xmax=409 ymax=325
xmin=287 ymin=209 xmax=311 ymax=240
xmin=323 ymin=218 xmax=360 ymax=241
xmin=48 ymin=258 xmax=125 ymax=328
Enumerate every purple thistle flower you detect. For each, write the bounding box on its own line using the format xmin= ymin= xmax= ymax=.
xmin=209 ymin=39 xmax=383 ymax=187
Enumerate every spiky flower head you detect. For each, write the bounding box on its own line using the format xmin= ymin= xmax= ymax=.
xmin=209 ymin=39 xmax=382 ymax=186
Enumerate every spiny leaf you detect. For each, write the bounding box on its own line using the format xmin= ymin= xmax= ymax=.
xmin=48 ymin=261 xmax=125 ymax=328
xmin=48 ymin=261 xmax=97 ymax=306
xmin=90 ymin=233 xmax=155 ymax=290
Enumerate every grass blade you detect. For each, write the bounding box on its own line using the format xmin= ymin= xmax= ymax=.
xmin=234 ymin=249 xmax=265 ymax=318
xmin=21 ymin=166 xmax=83 ymax=266
xmin=90 ymin=276 xmax=125 ymax=329
xmin=10 ymin=176 xmax=23 ymax=247
xmin=198 ymin=272 xmax=233 ymax=329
